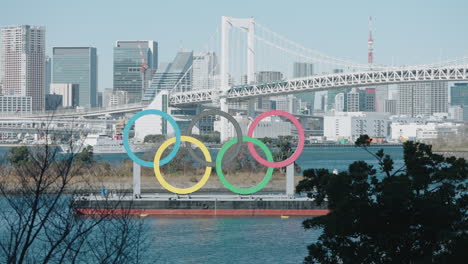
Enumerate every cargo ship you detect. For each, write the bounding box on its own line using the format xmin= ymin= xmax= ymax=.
xmin=73 ymin=194 xmax=329 ymax=217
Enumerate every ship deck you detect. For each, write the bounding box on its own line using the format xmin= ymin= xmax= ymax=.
xmin=73 ymin=194 xmax=329 ymax=217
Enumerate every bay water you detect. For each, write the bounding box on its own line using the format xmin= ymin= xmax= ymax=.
xmin=0 ymin=145 xmax=403 ymax=263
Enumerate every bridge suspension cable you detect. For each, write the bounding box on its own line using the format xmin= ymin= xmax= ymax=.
xmin=254 ymin=23 xmax=375 ymax=70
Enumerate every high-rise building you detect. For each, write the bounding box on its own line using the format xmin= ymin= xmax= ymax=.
xmin=273 ymin=95 xmax=300 ymax=113
xmin=113 ymin=41 xmax=158 ymax=103
xmin=375 ymin=86 xmax=388 ymax=112
xmin=45 ymin=94 xmax=62 ymax=110
xmin=109 ymin=90 xmax=129 ymax=106
xmin=50 ymin=83 xmax=79 ymax=108
xmin=1 ymin=25 xmax=45 ymax=111
xmin=346 ymin=89 xmax=360 ymax=112
xmin=240 ymin=74 xmax=248 ymax=85
xmin=45 ymin=56 xmax=51 ymax=95
xmin=327 ymin=88 xmax=349 ymax=111
xmin=364 ymin=88 xmax=376 ymax=111
xmin=384 ymin=99 xmax=397 ymax=115
xmin=53 ymin=47 xmax=97 ymax=108
xmin=97 ymin=92 xmax=103 ymax=107
xmin=324 ymin=112 xmax=390 ymax=141
xmin=0 ymin=96 xmax=32 ymax=113
xmin=293 ymin=62 xmax=314 ymax=78
xmin=102 ymin=88 xmax=129 ymax=107
xmin=320 ymin=93 xmax=327 ymax=111
xmin=192 ymin=52 xmax=217 ymax=91
xmin=398 ymin=82 xmax=448 ymax=117
xmin=327 ymin=70 xmax=347 ymax=111
xmin=448 ymin=105 xmax=464 ymax=121
xmin=450 ymin=83 xmax=468 ymax=106
xmin=142 ymin=51 xmax=193 ymax=103
xmin=450 ymin=83 xmax=468 ymax=121
xmin=255 ymin=71 xmax=283 ymax=83
xmin=293 ymin=62 xmax=314 ymax=111
xmin=334 ymin=93 xmax=345 ymax=112
xmin=430 ymin=82 xmax=448 ymax=115
xmin=255 ymin=71 xmax=283 ymax=110
xmin=103 ymin=88 xmax=113 ymax=108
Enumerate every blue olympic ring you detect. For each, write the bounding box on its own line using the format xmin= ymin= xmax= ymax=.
xmin=123 ymin=109 xmax=181 ymax=167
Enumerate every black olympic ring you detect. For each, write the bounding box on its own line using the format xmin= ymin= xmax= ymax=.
xmin=184 ymin=109 xmax=243 ymax=167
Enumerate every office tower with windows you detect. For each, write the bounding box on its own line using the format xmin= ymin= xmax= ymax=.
xmin=375 ymin=86 xmax=388 ymax=112
xmin=103 ymin=88 xmax=113 ymax=107
xmin=327 ymin=88 xmax=349 ymax=111
xmin=255 ymin=71 xmax=283 ymax=110
xmin=450 ymin=83 xmax=468 ymax=106
xmin=431 ymin=82 xmax=448 ymax=114
xmin=398 ymin=82 xmax=448 ymax=117
xmin=450 ymin=82 xmax=468 ymax=121
xmin=255 ymin=71 xmax=283 ymax=83
xmin=364 ymin=88 xmax=376 ymax=111
xmin=334 ymin=93 xmax=345 ymax=112
xmin=53 ymin=47 xmax=97 ymax=108
xmin=45 ymin=56 xmax=51 ymax=95
xmin=50 ymin=83 xmax=79 ymax=108
xmin=293 ymin=62 xmax=314 ymax=111
xmin=1 ymin=25 xmax=45 ymax=111
xmin=293 ymin=62 xmax=314 ymax=78
xmin=113 ymin=41 xmax=158 ymax=103
xmin=45 ymin=94 xmax=63 ymax=110
xmin=109 ymin=90 xmax=129 ymax=106
xmin=0 ymin=96 xmax=32 ymax=113
xmin=192 ymin=52 xmax=217 ymax=91
xmin=384 ymin=99 xmax=397 ymax=115
xmin=325 ymin=69 xmax=347 ymax=111
xmin=97 ymin=92 xmax=103 ymax=107
xmin=320 ymin=93 xmax=327 ymax=111
xmin=142 ymin=51 xmax=193 ymax=103
xmin=346 ymin=89 xmax=360 ymax=112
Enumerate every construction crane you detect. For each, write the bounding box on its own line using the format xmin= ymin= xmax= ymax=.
xmin=137 ymin=41 xmax=149 ymax=93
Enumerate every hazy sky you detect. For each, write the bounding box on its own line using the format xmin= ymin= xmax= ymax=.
xmin=1 ymin=0 xmax=467 ymax=91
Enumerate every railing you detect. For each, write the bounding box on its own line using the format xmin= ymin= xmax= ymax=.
xmin=0 ymin=102 xmax=149 ymax=119
xmin=170 ymin=65 xmax=468 ymax=105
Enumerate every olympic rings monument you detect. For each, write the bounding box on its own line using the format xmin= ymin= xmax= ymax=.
xmin=74 ymin=103 xmax=329 ymax=216
xmin=125 ymin=108 xmax=305 ymax=196
xmin=73 ymin=17 xmax=329 ymax=217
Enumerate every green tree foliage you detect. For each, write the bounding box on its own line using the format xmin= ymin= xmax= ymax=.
xmin=261 ymin=136 xmax=301 ymax=172
xmin=260 ymin=137 xmax=273 ymax=145
xmin=75 ymin=145 xmax=94 ymax=165
xmin=296 ymin=135 xmax=467 ymax=263
xmin=260 ymin=136 xmax=294 ymax=161
xmin=6 ymin=146 xmax=29 ymax=167
xmin=275 ymin=135 xmax=293 ymax=162
xmin=1 ymin=141 xmax=149 ymax=263
xmin=218 ymin=144 xmax=268 ymax=174
xmin=143 ymin=134 xmax=166 ymax=143
xmin=195 ymin=132 xmax=220 ymax=144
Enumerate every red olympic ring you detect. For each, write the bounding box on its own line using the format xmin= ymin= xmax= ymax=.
xmin=247 ymin=110 xmax=305 ymax=168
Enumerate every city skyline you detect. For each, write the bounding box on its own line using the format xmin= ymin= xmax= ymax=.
xmin=0 ymin=3 xmax=466 ymax=264
xmin=1 ymin=0 xmax=468 ymax=91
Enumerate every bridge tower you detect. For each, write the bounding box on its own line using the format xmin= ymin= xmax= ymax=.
xmin=220 ymin=16 xmax=255 ymax=142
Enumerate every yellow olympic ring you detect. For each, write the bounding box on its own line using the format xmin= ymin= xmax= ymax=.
xmin=153 ymin=136 xmax=212 ymax=194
